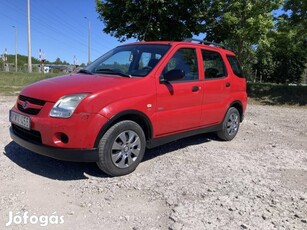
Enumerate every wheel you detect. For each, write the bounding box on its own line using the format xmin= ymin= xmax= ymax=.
xmin=217 ymin=107 xmax=240 ymax=141
xmin=96 ymin=120 xmax=146 ymax=176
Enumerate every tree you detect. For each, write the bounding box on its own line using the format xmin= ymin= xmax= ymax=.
xmin=253 ymin=36 xmax=276 ymax=83
xmin=54 ymin=58 xmax=62 ymax=64
xmin=254 ymin=28 xmax=306 ymax=84
xmin=96 ymin=0 xmax=208 ymax=41
xmin=284 ymin=0 xmax=307 ymax=32
xmin=253 ymin=0 xmax=307 ymax=84
xmin=270 ymin=22 xmax=305 ymax=84
xmin=202 ymin=0 xmax=283 ymax=79
xmin=283 ymin=0 xmax=307 ymax=84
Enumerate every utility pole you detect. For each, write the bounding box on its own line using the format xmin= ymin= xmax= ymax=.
xmin=84 ymin=17 xmax=91 ymax=65
xmin=3 ymin=48 xmax=9 ymax=72
xmin=73 ymin=55 xmax=78 ymax=66
xmin=12 ymin=26 xmax=18 ymax=72
xmin=39 ymin=49 xmax=46 ymax=73
xmin=27 ymin=0 xmax=32 ymax=73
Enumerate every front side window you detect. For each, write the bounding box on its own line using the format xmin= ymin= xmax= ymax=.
xmin=162 ymin=48 xmax=199 ymax=81
xmin=202 ymin=50 xmax=227 ymax=80
xmin=85 ymin=44 xmax=170 ymax=77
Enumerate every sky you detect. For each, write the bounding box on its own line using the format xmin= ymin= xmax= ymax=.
xmin=0 ymin=0 xmax=135 ymax=65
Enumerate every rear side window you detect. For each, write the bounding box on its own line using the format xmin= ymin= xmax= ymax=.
xmin=202 ymin=50 xmax=227 ymax=80
xmin=227 ymin=55 xmax=244 ymax=78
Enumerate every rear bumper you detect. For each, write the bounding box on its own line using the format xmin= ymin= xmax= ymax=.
xmin=10 ymin=127 xmax=99 ymax=162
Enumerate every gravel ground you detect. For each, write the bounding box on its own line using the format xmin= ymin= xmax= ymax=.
xmin=0 ymin=96 xmax=307 ymax=230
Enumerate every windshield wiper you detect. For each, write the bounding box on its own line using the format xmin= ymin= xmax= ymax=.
xmin=95 ymin=69 xmax=132 ymax=78
xmin=78 ymin=69 xmax=93 ymax=75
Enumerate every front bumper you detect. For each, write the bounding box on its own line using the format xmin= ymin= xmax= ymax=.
xmin=10 ymin=127 xmax=99 ymax=162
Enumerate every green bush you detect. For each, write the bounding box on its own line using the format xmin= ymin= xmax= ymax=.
xmin=247 ymin=82 xmax=307 ymax=106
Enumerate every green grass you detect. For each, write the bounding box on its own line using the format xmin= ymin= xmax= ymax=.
xmin=0 ymin=71 xmax=61 ymax=96
xmin=247 ymin=83 xmax=307 ymax=106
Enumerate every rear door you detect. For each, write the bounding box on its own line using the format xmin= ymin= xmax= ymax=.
xmin=153 ymin=47 xmax=204 ymax=136
xmin=201 ymin=49 xmax=231 ymax=126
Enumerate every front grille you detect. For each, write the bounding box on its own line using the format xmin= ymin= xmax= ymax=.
xmin=19 ymin=95 xmax=46 ymax=106
xmin=17 ymin=103 xmax=41 ymax=115
xmin=17 ymin=95 xmax=46 ymax=115
xmin=12 ymin=124 xmax=42 ymax=144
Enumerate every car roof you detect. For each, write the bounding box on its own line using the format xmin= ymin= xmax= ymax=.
xmin=121 ymin=41 xmax=236 ymax=56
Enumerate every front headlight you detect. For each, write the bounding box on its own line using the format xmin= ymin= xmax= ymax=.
xmin=49 ymin=93 xmax=89 ymax=118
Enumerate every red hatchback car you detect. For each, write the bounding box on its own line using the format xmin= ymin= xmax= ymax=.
xmin=9 ymin=39 xmax=247 ymax=176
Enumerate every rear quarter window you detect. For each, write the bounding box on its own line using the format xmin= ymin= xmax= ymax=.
xmin=226 ymin=55 xmax=244 ymax=78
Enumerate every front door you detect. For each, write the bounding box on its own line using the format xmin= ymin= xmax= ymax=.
xmin=154 ymin=47 xmax=203 ymax=136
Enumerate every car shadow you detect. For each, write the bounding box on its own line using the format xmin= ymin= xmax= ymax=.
xmin=4 ymin=142 xmax=107 ymax=180
xmin=4 ymin=133 xmax=217 ymax=181
xmin=143 ymin=133 xmax=217 ymax=162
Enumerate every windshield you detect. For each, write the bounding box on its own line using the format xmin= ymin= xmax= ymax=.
xmin=84 ymin=44 xmax=170 ymax=77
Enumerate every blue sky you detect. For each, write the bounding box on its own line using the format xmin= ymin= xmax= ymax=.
xmin=0 ymin=0 xmax=135 ymax=65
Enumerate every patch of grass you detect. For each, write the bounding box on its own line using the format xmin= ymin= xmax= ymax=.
xmin=0 ymin=72 xmax=61 ymax=95
xmin=247 ymin=83 xmax=307 ymax=106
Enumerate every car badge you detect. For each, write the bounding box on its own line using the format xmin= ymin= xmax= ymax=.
xmin=23 ymin=101 xmax=29 ymax=109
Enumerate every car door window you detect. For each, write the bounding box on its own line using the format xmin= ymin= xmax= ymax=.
xmin=163 ymin=48 xmax=199 ymax=81
xmin=202 ymin=50 xmax=227 ymax=80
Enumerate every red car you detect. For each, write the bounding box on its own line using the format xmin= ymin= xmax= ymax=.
xmin=9 ymin=39 xmax=247 ymax=176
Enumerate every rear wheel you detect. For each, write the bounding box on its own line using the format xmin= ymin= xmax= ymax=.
xmin=97 ymin=120 xmax=146 ymax=176
xmin=217 ymin=107 xmax=240 ymax=141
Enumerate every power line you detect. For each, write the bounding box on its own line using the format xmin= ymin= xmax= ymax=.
xmin=1 ymin=0 xmax=115 ymax=63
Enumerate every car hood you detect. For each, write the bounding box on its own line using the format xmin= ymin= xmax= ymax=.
xmin=20 ymin=73 xmax=139 ymax=102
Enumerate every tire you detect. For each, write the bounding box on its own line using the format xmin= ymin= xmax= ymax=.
xmin=96 ymin=120 xmax=146 ymax=177
xmin=217 ymin=107 xmax=240 ymax=141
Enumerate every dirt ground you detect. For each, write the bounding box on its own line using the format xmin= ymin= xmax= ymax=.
xmin=0 ymin=96 xmax=307 ymax=230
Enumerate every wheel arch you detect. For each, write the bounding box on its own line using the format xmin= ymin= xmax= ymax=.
xmin=94 ymin=110 xmax=153 ymax=148
xmin=229 ymin=100 xmax=244 ymax=122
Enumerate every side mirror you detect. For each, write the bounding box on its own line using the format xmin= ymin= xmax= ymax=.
xmin=160 ymin=69 xmax=185 ymax=83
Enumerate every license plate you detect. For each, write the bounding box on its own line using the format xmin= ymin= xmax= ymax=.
xmin=10 ymin=111 xmax=31 ymax=130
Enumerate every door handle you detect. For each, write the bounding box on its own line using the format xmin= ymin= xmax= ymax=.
xmin=192 ymin=86 xmax=200 ymax=92
xmin=226 ymin=82 xmax=231 ymax=87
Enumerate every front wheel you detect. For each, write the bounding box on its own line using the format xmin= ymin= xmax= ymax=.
xmin=97 ymin=120 xmax=146 ymax=176
xmin=217 ymin=107 xmax=240 ymax=141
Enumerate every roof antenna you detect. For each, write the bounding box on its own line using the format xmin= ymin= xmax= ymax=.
xmin=142 ymin=10 xmax=152 ymax=41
